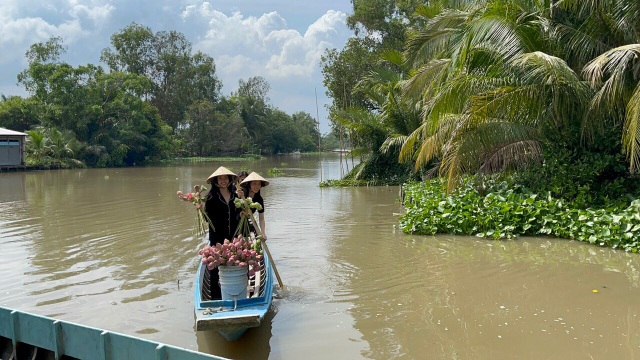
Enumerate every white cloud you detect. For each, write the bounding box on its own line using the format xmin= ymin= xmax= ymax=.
xmin=180 ymin=2 xmax=352 ymax=132
xmin=67 ymin=2 xmax=114 ymax=26
xmin=184 ymin=4 xmax=349 ymax=83
xmin=0 ymin=0 xmax=115 ymax=65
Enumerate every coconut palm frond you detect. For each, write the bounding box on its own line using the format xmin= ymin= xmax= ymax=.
xmin=404 ymin=9 xmax=470 ymax=66
xmin=402 ymin=59 xmax=452 ymax=100
xmin=506 ymin=52 xmax=591 ymax=126
xmin=434 ymin=116 xmax=543 ymax=190
xmin=583 ymin=44 xmax=640 ymax=127
xmin=559 ymin=0 xmax=617 ymax=19
xmin=471 ymin=84 xmax=546 ymax=125
xmin=467 ymin=15 xmax=527 ymax=61
xmin=510 ymin=51 xmax=582 ymax=85
xmin=614 ymin=0 xmax=640 ymax=42
xmin=398 ymin=122 xmax=426 ymax=164
xmin=379 ymin=50 xmax=405 ymax=68
xmin=415 ymin=113 xmax=462 ymax=170
xmin=622 ymin=82 xmax=640 ymax=173
xmin=479 ymin=140 xmax=543 ymax=173
xmin=550 ymin=21 xmax=612 ymax=68
xmin=422 ymin=72 xmax=512 ymax=128
xmin=583 ymin=44 xmax=640 ymax=86
xmin=381 ymin=134 xmax=408 ymax=154
xmin=439 ymin=141 xmax=464 ymax=192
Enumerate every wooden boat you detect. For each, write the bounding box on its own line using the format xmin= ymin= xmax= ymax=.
xmin=0 ymin=306 xmax=227 ymax=360
xmin=193 ymin=246 xmax=274 ymax=341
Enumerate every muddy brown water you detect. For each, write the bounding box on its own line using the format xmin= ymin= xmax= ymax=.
xmin=1 ymin=154 xmax=639 ymax=359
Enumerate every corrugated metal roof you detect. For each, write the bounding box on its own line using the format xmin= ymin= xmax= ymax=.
xmin=0 ymin=127 xmax=27 ymax=136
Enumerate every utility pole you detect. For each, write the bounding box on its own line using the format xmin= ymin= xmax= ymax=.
xmin=315 ymin=87 xmax=323 ymax=182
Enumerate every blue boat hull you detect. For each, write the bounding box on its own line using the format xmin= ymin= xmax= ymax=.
xmin=0 ymin=306 xmax=227 ymax=360
xmin=193 ymin=246 xmax=274 ymax=341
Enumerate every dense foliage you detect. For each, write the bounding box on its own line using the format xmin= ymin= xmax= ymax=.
xmin=321 ymin=0 xmax=640 ymax=190
xmin=400 ymin=178 xmax=640 ymax=253
xmin=0 ymin=24 xmax=322 ymax=168
xmin=319 ymin=0 xmax=640 ymax=250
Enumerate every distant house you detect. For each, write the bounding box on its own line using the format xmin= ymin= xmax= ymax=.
xmin=0 ymin=128 xmax=27 ymax=166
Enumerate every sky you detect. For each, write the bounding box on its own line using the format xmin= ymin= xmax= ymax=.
xmin=0 ymin=0 xmax=354 ymax=134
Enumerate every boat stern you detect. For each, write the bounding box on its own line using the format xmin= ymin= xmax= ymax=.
xmin=195 ymin=311 xmax=261 ymax=331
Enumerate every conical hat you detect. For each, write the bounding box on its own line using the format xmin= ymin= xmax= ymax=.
xmin=206 ymin=166 xmax=237 ymax=184
xmin=240 ymin=172 xmax=269 ymax=187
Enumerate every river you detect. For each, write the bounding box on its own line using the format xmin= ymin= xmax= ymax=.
xmin=1 ymin=154 xmax=639 ymax=359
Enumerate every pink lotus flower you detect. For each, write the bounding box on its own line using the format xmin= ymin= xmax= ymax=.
xmin=177 ymin=184 xmax=213 ymax=238
xmin=198 ymin=235 xmax=263 ymax=272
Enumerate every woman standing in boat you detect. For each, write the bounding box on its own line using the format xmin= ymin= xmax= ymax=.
xmin=237 ymin=172 xmax=269 ymax=241
xmin=236 ymin=170 xmax=249 ymax=185
xmin=204 ymin=166 xmax=240 ymax=299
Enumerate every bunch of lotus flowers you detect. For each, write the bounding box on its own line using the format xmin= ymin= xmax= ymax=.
xmin=234 ymin=197 xmax=263 ymax=238
xmin=177 ymin=184 xmax=213 ymax=237
xmin=233 ymin=197 xmax=263 ymax=212
xmin=199 ymin=235 xmax=263 ymax=276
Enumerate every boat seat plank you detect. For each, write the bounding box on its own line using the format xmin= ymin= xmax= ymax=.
xmin=250 ymin=270 xmax=261 ymax=298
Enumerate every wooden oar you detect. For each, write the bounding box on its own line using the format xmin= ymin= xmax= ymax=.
xmin=247 ymin=211 xmax=285 ymax=290
xmin=236 ymin=186 xmax=285 ymax=290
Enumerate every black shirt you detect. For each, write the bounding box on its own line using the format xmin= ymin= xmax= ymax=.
xmin=204 ymin=186 xmax=240 ymax=245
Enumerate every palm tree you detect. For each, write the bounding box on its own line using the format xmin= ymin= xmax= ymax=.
xmin=25 ymin=129 xmax=50 ymax=164
xmin=555 ymin=0 xmax=640 ymax=172
xmin=48 ymin=127 xmax=77 ymax=166
xmin=328 ymin=50 xmax=423 ymax=182
xmin=397 ymin=0 xmax=640 ymax=190
xmin=399 ymin=0 xmax=576 ymax=188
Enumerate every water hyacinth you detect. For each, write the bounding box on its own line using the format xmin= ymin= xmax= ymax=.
xmin=177 ymin=184 xmax=213 ymax=238
xmin=198 ymin=235 xmax=263 ymax=276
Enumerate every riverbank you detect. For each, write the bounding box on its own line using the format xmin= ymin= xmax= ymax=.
xmin=0 ymin=164 xmax=65 ymax=173
xmin=0 ymin=155 xmax=264 ymax=174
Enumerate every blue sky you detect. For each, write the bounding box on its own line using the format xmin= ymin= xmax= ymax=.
xmin=0 ymin=0 xmax=354 ymax=133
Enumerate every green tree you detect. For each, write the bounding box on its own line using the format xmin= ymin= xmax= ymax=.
xmin=264 ymin=109 xmax=298 ymax=154
xmin=181 ymin=100 xmax=247 ymax=156
xmin=235 ymin=76 xmax=271 ymax=153
xmin=321 ymin=38 xmax=378 ymax=112
xmin=48 ymin=127 xmax=78 ymax=166
xmin=25 ymin=129 xmax=50 ymax=164
xmin=84 ymin=71 xmax=174 ymax=166
xmin=101 ymin=23 xmax=221 ymax=133
xmin=397 ymin=0 xmax=594 ymax=189
xmin=347 ymin=0 xmax=421 ymax=51
xmin=291 ymin=111 xmax=321 ymax=151
xmin=0 ymin=96 xmax=40 ymax=132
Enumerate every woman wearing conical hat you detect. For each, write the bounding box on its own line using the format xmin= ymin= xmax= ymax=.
xmin=204 ymin=166 xmax=240 ymax=299
xmin=237 ymin=172 xmax=269 ymax=241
